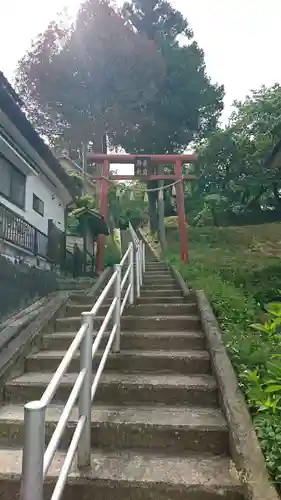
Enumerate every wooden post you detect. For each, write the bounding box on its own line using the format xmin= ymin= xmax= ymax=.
xmin=175 ymin=160 xmax=188 ymax=263
xmin=96 ymin=159 xmax=110 ymax=273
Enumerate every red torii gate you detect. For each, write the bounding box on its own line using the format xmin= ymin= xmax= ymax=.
xmin=86 ymin=153 xmax=198 ymax=272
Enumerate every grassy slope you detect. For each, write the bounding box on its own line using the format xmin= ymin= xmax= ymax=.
xmin=165 ymin=222 xmax=281 ymax=491
xmin=167 ymin=222 xmax=281 ymax=304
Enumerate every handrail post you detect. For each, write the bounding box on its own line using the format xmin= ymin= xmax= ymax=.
xmin=142 ymin=241 xmax=146 ymax=273
xmin=139 ymin=242 xmax=143 ymax=287
xmin=78 ymin=313 xmax=93 ymax=468
xmin=135 ymin=245 xmax=140 ymax=298
xmin=20 ymin=401 xmax=46 ymax=500
xmin=129 ymin=243 xmax=134 ymax=305
xmin=113 ymin=264 xmax=121 ymax=352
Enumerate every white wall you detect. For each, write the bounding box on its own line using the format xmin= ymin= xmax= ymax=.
xmin=26 ymin=174 xmax=65 ymax=233
xmin=0 ymin=173 xmax=66 ymax=235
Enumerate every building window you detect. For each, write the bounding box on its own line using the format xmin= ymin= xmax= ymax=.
xmin=33 ymin=194 xmax=44 ymax=216
xmin=0 ymin=155 xmax=26 ymax=208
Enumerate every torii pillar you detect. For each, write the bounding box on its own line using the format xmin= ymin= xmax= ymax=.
xmin=87 ymin=153 xmax=198 ymax=272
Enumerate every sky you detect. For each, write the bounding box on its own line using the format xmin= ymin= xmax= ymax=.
xmin=1 ymin=0 xmax=281 ymax=171
xmin=2 ymin=0 xmax=281 ymax=120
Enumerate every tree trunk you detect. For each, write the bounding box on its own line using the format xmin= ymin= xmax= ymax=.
xmin=247 ymin=186 xmax=265 ymax=209
xmin=272 ymin=182 xmax=281 ymax=209
xmin=211 ymin=207 xmax=219 ymax=227
xmin=93 ymin=132 xmax=107 ymax=203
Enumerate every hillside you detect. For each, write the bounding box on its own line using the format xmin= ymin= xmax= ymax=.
xmin=164 ymin=222 xmax=281 ymax=490
xmin=166 ymin=222 xmax=281 ymax=304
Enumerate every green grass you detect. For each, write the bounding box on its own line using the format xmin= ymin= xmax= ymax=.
xmin=165 ymin=223 xmax=281 ymax=492
xmin=167 ymin=223 xmax=281 ymax=304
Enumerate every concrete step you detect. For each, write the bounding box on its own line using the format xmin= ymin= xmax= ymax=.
xmin=67 ymin=294 xmax=129 ymax=315
xmin=69 ymin=288 xmax=130 ymax=306
xmin=143 ymin=277 xmax=176 ymax=284
xmin=140 ymin=289 xmax=183 ymax=297
xmin=4 ymin=372 xmax=218 ymax=406
xmin=141 ymin=280 xmax=178 ymax=294
xmin=131 ymin=303 xmax=198 ymax=316
xmin=42 ymin=331 xmax=205 ymax=352
xmin=67 ymin=302 xmax=198 ymax=317
xmin=69 ymin=293 xmax=96 ymax=305
xmin=0 ymin=448 xmax=244 ymax=500
xmin=137 ymin=296 xmax=185 ymax=304
xmin=144 ymin=269 xmax=169 ymax=274
xmin=145 ymin=261 xmax=166 ymax=271
xmin=55 ymin=315 xmax=202 ymax=332
xmin=25 ymin=349 xmax=211 ymax=374
xmin=0 ymin=404 xmax=229 ymax=455
xmin=143 ymin=271 xmax=171 ymax=277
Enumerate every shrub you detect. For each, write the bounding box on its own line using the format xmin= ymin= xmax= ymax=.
xmin=104 ymin=236 xmax=121 ymax=268
xmin=168 ymin=253 xmax=281 ymax=491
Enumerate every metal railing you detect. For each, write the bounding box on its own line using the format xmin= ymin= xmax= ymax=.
xmin=128 ymin=222 xmax=145 ymax=296
xmin=20 ymin=231 xmax=146 ymax=500
xmin=0 ymin=201 xmax=48 ymax=258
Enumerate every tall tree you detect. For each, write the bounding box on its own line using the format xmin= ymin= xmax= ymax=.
xmin=15 ymin=0 xmax=165 ymax=152
xmin=121 ymin=0 xmax=224 ymax=233
xmin=121 ymin=0 xmax=224 ymax=153
xmin=188 ymin=84 xmax=281 ymax=225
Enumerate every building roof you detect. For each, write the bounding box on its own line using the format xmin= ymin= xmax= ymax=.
xmin=0 ymin=72 xmax=78 ymax=198
xmin=73 ymin=207 xmax=109 ymax=236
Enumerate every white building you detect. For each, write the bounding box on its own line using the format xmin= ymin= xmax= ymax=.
xmin=0 ymin=72 xmax=78 ymax=269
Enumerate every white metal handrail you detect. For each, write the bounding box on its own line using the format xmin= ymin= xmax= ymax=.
xmin=128 ymin=222 xmax=145 ymax=296
xmin=20 ymin=234 xmax=146 ymax=500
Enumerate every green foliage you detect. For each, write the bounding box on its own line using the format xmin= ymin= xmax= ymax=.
xmin=221 ymin=264 xmax=281 ymax=305
xmin=168 ymin=255 xmax=281 ymax=488
xmin=67 ymin=213 xmax=79 ymax=235
xmin=104 ymin=237 xmax=120 ymax=268
xmin=121 ymin=0 xmax=224 ymax=234
xmin=67 ymin=195 xmax=98 ymax=236
xmin=115 ymin=183 xmax=148 ymax=229
xmin=189 ymin=84 xmax=281 ymax=226
xmin=69 ymin=172 xmax=84 ymax=189
xmin=167 ymin=223 xmax=281 ymax=307
xmin=15 ymin=0 xmax=165 ymax=149
xmin=121 ymin=0 xmax=224 ymax=154
xmin=68 ymin=182 xmax=148 ymax=238
xmin=167 ymin=224 xmax=281 ymax=490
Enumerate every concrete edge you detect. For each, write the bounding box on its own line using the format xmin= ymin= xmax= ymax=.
xmin=0 ymin=294 xmax=53 ymax=332
xmin=138 ymin=229 xmax=161 ymax=261
xmin=0 ymin=292 xmax=70 ymax=396
xmin=196 ymin=290 xmax=279 ymax=500
xmin=168 ymin=265 xmax=194 ymax=298
xmin=167 ymin=265 xmax=278 ymax=499
xmin=85 ymin=267 xmax=112 ymax=298
xmin=0 ymin=296 xmax=51 ymax=350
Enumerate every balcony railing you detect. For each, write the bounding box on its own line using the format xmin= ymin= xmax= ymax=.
xmin=0 ymin=202 xmax=48 ymax=258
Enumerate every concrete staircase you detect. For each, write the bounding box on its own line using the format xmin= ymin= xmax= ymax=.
xmin=0 ymin=259 xmax=244 ymax=499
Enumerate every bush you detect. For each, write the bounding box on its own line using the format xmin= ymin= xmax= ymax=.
xmin=218 ymin=263 xmax=281 ymax=306
xmin=103 ymin=236 xmax=121 ymax=268
xmin=168 ymin=253 xmax=281 ymax=491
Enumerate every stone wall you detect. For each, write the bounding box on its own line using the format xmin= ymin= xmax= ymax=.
xmin=0 ymin=255 xmax=58 ymax=321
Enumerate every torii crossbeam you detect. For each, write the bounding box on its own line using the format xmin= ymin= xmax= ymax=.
xmin=86 ymin=153 xmax=198 ymax=272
